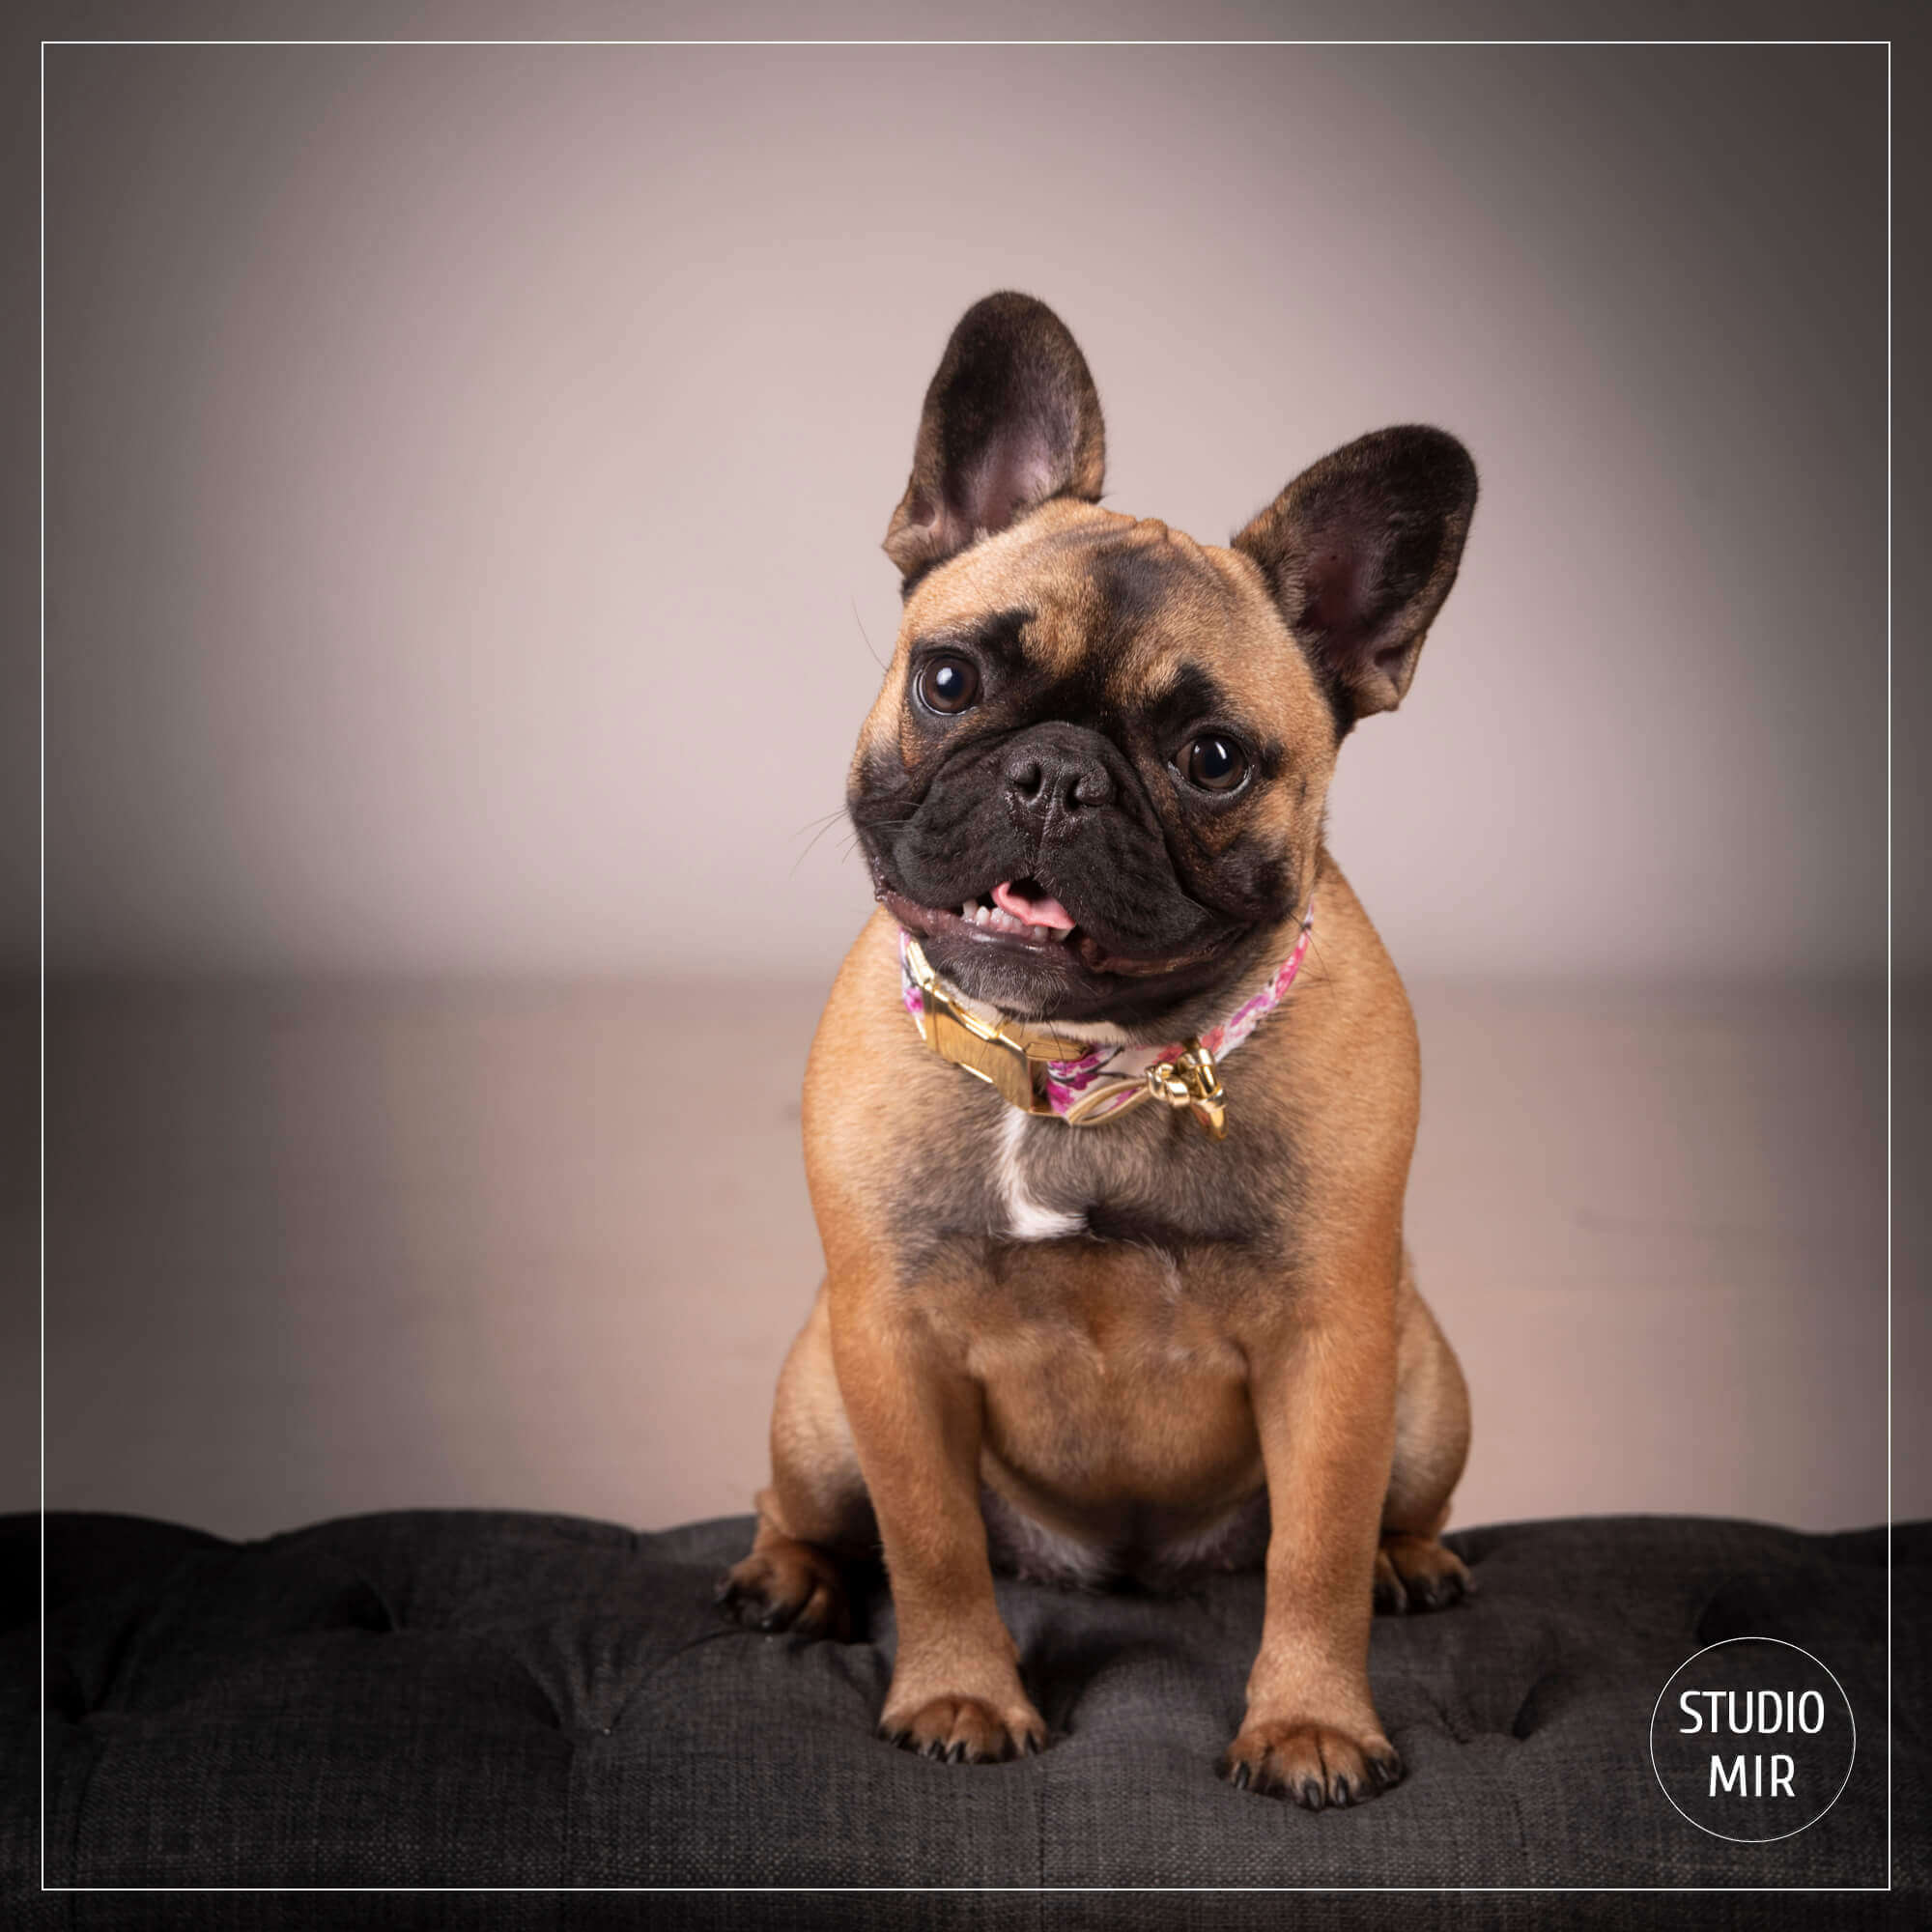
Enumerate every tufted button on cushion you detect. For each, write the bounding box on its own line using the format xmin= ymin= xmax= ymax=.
xmin=2 ymin=1510 xmax=1923 ymax=1927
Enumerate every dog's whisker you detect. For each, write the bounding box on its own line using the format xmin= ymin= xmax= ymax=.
xmin=851 ymin=596 xmax=888 ymax=670
xmin=789 ymin=810 xmax=857 ymax=876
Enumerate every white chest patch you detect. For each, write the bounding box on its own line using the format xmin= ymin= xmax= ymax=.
xmin=995 ymin=1110 xmax=1085 ymax=1241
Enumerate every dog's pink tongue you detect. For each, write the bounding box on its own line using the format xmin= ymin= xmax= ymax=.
xmin=992 ymin=880 xmax=1076 ymax=930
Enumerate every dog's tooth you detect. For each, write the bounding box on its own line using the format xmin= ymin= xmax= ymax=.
xmin=961 ymin=903 xmax=975 ymax=920
xmin=1026 ymin=924 xmax=1046 ymax=942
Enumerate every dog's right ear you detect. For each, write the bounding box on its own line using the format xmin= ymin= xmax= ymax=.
xmin=883 ymin=293 xmax=1106 ymax=589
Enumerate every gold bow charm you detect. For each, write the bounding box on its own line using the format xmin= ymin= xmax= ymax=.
xmin=1146 ymin=1042 xmax=1228 ymax=1140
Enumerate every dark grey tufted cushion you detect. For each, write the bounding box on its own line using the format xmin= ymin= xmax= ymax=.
xmin=2 ymin=1510 xmax=1922 ymax=1928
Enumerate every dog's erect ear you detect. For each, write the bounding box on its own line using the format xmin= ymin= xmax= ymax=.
xmin=883 ymin=292 xmax=1106 ymax=585
xmin=1234 ymin=426 xmax=1477 ymax=729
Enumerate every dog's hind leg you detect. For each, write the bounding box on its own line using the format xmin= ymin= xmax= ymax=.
xmin=1374 ymin=1250 xmax=1475 ymax=1614
xmin=716 ymin=1282 xmax=874 ymax=1640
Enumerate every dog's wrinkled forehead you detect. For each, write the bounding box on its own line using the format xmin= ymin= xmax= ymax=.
xmin=885 ymin=498 xmax=1333 ymax=754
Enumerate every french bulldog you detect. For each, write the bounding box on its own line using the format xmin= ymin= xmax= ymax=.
xmin=720 ymin=292 xmax=1477 ymax=1807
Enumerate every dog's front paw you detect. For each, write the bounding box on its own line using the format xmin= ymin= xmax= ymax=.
xmin=715 ymin=1536 xmax=851 ymax=1640
xmin=1220 ymin=1718 xmax=1404 ymax=1808
xmin=1373 ymin=1532 xmax=1475 ymax=1614
xmin=880 ymin=1692 xmax=1047 ymax=1764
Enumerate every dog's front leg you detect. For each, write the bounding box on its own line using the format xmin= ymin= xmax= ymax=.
xmin=1224 ymin=1272 xmax=1405 ymax=1807
xmin=829 ymin=1274 xmax=1047 ymax=1764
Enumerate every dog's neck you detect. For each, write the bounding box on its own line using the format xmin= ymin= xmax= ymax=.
xmin=896 ymin=899 xmax=1316 ymax=1137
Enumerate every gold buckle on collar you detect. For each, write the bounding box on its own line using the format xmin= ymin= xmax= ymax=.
xmin=903 ymin=938 xmax=1229 ymax=1138
xmin=902 ymin=937 xmax=1083 ymax=1115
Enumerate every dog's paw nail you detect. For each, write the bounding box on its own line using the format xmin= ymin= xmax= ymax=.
xmin=945 ymin=1740 xmax=967 ymax=1764
xmin=1299 ymin=1776 xmax=1325 ymax=1811
xmin=1230 ymin=1761 xmax=1251 ymax=1791
xmin=1023 ymin=1731 xmax=1042 ymax=1757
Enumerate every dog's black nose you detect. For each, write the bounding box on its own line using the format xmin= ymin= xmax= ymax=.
xmin=1006 ymin=726 xmax=1115 ymax=833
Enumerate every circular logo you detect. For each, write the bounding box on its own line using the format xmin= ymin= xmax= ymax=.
xmin=1649 ymin=1637 xmax=1856 ymax=1842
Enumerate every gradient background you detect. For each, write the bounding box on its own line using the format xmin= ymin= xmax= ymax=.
xmin=6 ymin=11 xmax=1920 ymax=1545
xmin=32 ymin=43 xmax=1895 ymax=981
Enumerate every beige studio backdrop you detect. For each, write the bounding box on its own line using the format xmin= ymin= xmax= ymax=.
xmin=25 ymin=40 xmax=1906 ymax=1539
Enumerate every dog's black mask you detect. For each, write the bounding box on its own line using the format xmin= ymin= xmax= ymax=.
xmin=848 ymin=590 xmax=1302 ymax=1032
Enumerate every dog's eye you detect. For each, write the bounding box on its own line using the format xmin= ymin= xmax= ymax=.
xmin=916 ymin=655 xmax=980 ymax=716
xmin=1179 ymin=734 xmax=1248 ymax=793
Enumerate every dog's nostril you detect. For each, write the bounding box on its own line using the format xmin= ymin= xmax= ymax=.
xmin=1070 ymin=768 xmax=1112 ymax=810
xmin=1009 ymin=759 xmax=1045 ymax=802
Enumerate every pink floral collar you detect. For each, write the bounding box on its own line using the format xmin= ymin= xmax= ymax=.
xmin=897 ymin=900 xmax=1315 ymax=1134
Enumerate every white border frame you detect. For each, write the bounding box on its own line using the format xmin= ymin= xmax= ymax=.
xmin=34 ymin=34 xmax=1901 ymax=1917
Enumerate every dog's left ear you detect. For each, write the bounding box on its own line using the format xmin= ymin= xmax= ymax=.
xmin=883 ymin=292 xmax=1106 ymax=585
xmin=1234 ymin=426 xmax=1477 ymax=727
